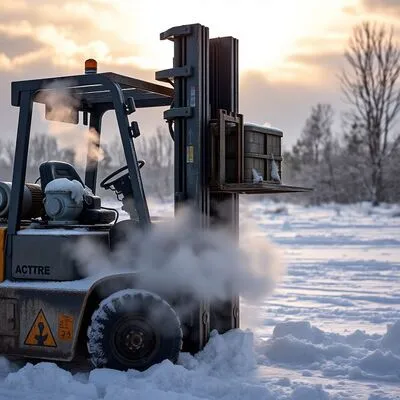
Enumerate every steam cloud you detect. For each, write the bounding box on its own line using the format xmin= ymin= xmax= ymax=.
xmin=74 ymin=207 xmax=285 ymax=306
xmin=36 ymin=80 xmax=80 ymax=125
xmin=36 ymin=80 xmax=105 ymax=167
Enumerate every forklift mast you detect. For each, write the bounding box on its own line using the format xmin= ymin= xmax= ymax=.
xmin=156 ymin=25 xmax=239 ymax=228
xmin=156 ymin=25 xmax=241 ymax=336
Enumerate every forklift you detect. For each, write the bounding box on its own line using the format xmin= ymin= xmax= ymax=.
xmin=0 ymin=23 xmax=308 ymax=371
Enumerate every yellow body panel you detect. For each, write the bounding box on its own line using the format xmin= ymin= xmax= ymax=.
xmin=0 ymin=227 xmax=6 ymax=282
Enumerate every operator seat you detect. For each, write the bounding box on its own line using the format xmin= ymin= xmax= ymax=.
xmin=39 ymin=161 xmax=115 ymax=224
xmin=39 ymin=161 xmax=85 ymax=190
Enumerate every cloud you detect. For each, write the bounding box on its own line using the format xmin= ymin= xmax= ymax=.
xmin=0 ymin=32 xmax=43 ymax=59
xmin=240 ymin=71 xmax=344 ymax=148
xmin=0 ymin=0 xmax=146 ymax=71
xmin=361 ymin=0 xmax=400 ymax=28
xmin=286 ymin=51 xmax=346 ymax=78
xmin=363 ymin=0 xmax=400 ymax=15
xmin=342 ymin=6 xmax=361 ymax=16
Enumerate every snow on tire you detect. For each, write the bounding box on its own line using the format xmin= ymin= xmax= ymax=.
xmin=87 ymin=289 xmax=182 ymax=371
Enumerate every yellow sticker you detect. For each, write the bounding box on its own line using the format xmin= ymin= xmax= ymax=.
xmin=187 ymin=145 xmax=194 ymax=163
xmin=58 ymin=314 xmax=74 ymax=342
xmin=24 ymin=309 xmax=57 ymax=347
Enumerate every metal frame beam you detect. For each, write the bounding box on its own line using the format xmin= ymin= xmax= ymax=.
xmin=208 ymin=36 xmax=241 ymax=333
xmin=12 ymin=73 xmax=173 ymax=108
xmin=157 ymin=23 xmax=211 ymax=353
xmin=33 ymin=90 xmax=171 ymax=111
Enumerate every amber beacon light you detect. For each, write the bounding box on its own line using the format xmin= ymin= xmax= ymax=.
xmin=85 ymin=58 xmax=97 ymax=74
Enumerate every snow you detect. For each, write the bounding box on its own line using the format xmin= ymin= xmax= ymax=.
xmin=358 ymin=350 xmax=400 ymax=378
xmin=244 ymin=122 xmax=283 ymax=136
xmin=270 ymin=157 xmax=281 ymax=182
xmin=0 ymin=200 xmax=399 ymax=399
xmin=17 ymin=228 xmax=104 ymax=235
xmin=259 ymin=319 xmax=400 ymax=382
xmin=3 ymin=362 xmax=98 ymax=399
xmin=380 ymin=321 xmax=400 ymax=355
xmin=0 ymin=271 xmax=131 ymax=291
xmin=252 ymin=168 xmax=263 ymax=183
xmin=180 ymin=329 xmax=256 ymax=377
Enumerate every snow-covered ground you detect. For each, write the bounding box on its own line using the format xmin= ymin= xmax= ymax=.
xmin=242 ymin=201 xmax=400 ymax=400
xmin=0 ymin=200 xmax=399 ymax=400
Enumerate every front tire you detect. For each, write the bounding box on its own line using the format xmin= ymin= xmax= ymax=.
xmin=87 ymin=289 xmax=182 ymax=371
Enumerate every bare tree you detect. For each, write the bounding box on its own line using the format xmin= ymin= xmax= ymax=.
xmin=298 ymin=103 xmax=334 ymax=165
xmin=341 ymin=118 xmax=373 ymax=200
xmin=341 ymin=22 xmax=400 ymax=205
xmin=289 ymin=104 xmax=336 ymax=204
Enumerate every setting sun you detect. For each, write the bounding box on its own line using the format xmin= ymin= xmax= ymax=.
xmin=86 ymin=0 xmax=358 ymax=77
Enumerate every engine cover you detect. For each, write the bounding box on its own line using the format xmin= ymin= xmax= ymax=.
xmin=44 ymin=179 xmax=84 ymax=224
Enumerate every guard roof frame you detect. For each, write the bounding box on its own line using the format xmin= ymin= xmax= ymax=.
xmin=11 ymin=72 xmax=173 ymax=111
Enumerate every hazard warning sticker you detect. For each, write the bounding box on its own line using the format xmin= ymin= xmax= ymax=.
xmin=58 ymin=314 xmax=74 ymax=342
xmin=24 ymin=309 xmax=57 ymax=347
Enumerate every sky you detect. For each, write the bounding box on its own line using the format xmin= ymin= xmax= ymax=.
xmin=0 ymin=0 xmax=399 ymax=152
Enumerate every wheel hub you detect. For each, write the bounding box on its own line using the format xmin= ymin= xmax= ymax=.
xmin=125 ymin=331 xmax=144 ymax=350
xmin=113 ymin=317 xmax=157 ymax=363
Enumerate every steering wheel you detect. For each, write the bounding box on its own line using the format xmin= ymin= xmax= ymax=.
xmin=100 ymin=160 xmax=145 ymax=190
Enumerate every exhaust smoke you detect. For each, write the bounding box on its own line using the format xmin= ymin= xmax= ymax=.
xmin=37 ymin=80 xmax=105 ymax=167
xmin=74 ymin=207 xmax=285 ymax=310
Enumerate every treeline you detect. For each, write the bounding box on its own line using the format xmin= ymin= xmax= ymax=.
xmin=284 ymin=22 xmax=400 ymax=206
xmin=282 ymin=103 xmax=400 ymax=204
xmin=0 ymin=135 xmax=77 ymax=184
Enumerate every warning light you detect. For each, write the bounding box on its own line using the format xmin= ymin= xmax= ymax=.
xmin=85 ymin=59 xmax=97 ymax=74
